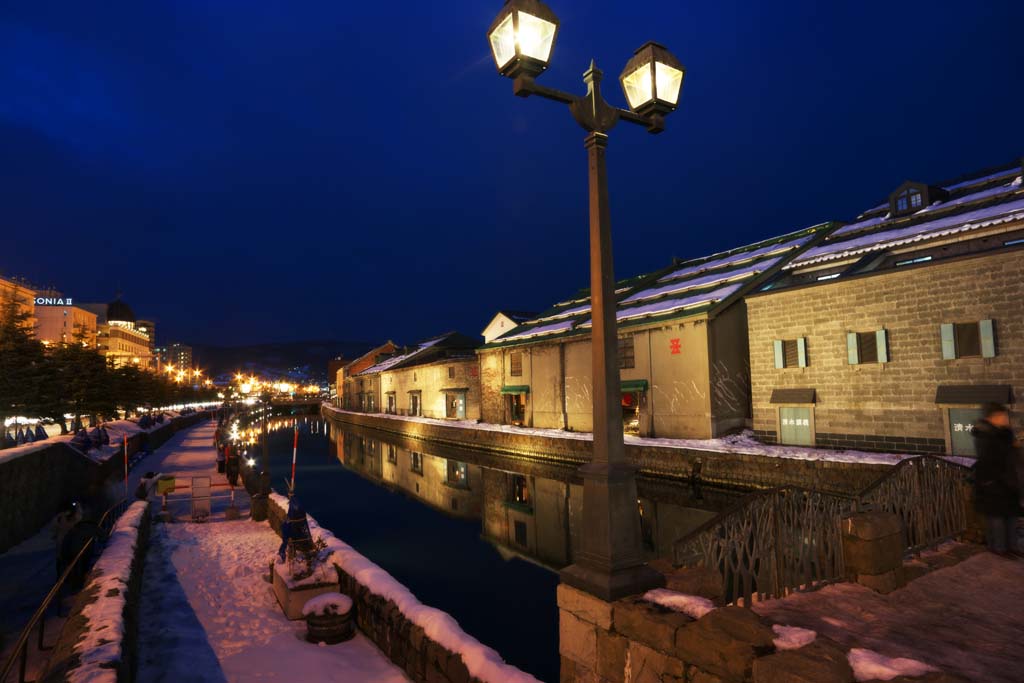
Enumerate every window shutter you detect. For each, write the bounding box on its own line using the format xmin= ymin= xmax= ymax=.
xmin=773 ymin=340 xmax=784 ymax=369
xmin=797 ymin=337 xmax=807 ymax=367
xmin=980 ymin=319 xmax=996 ymax=358
xmin=940 ymin=323 xmax=956 ymax=360
xmin=875 ymin=329 xmax=889 ymax=363
xmin=846 ymin=332 xmax=859 ymax=365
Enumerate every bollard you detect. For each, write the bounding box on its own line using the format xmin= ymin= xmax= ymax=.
xmin=841 ymin=511 xmax=906 ymax=593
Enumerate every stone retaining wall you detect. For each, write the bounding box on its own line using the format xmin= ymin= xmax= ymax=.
xmin=267 ymin=495 xmax=537 ymax=683
xmin=41 ymin=500 xmax=152 ymax=683
xmin=322 ymin=405 xmax=891 ymax=495
xmin=0 ymin=412 xmax=207 ymax=553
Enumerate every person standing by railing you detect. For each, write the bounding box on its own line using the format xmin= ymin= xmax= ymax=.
xmin=972 ymin=402 xmax=1021 ymax=557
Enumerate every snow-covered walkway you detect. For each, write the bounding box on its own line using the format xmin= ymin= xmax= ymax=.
xmin=135 ymin=420 xmax=410 ymax=683
xmin=753 ymin=545 xmax=1024 ymax=683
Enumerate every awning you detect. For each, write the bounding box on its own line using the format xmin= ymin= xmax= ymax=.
xmin=620 ymin=379 xmax=649 ymax=393
xmin=770 ymin=388 xmax=816 ymax=404
xmin=501 ymin=385 xmax=530 ymax=395
xmin=935 ymin=384 xmax=1013 ymax=405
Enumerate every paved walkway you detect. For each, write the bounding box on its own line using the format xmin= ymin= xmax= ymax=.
xmin=753 ymin=543 xmax=1024 ymax=683
xmin=135 ymin=420 xmax=409 ymax=683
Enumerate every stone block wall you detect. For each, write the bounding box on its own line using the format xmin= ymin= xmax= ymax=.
xmin=747 ymin=249 xmax=1024 ymax=454
xmin=323 ymin=406 xmax=891 ymax=495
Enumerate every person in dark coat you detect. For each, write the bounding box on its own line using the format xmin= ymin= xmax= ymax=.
xmin=225 ymin=444 xmax=240 ymax=488
xmin=278 ymin=496 xmax=313 ymax=561
xmin=972 ymin=402 xmax=1021 ymax=555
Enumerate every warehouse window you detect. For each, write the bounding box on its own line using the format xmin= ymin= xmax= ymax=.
xmin=773 ymin=338 xmax=807 ymax=368
xmin=847 ymin=330 xmax=889 ymax=364
xmin=410 ymin=452 xmax=423 ymax=475
xmin=941 ymin=321 xmax=995 ymax=359
xmin=618 ymin=334 xmax=635 ymax=369
xmin=448 ymin=366 xmax=455 ymax=379
xmin=510 ymin=352 xmax=523 ymax=377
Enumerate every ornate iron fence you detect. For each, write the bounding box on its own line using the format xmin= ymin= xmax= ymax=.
xmin=672 ymin=455 xmax=972 ymax=607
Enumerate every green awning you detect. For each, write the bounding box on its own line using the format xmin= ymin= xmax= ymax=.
xmin=620 ymin=379 xmax=649 ymax=393
xmin=501 ymin=385 xmax=530 ymax=395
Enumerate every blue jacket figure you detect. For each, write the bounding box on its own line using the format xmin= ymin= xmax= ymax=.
xmin=278 ymin=496 xmax=313 ymax=561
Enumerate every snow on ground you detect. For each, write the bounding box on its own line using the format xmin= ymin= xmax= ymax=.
xmin=753 ymin=551 xmax=1024 ymax=683
xmin=137 ymin=519 xmax=410 ymax=683
xmin=641 ymin=589 xmax=716 ymax=619
xmin=134 ymin=420 xmax=410 ymax=683
xmin=847 ymin=648 xmax=937 ymax=682
xmin=770 ymin=624 xmax=817 ymax=651
xmin=322 ymin=405 xmax=973 ymax=467
xmin=270 ymin=492 xmax=543 ymax=683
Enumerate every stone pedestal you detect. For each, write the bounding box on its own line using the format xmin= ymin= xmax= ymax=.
xmin=841 ymin=511 xmax=906 ymax=593
xmin=271 ymin=562 xmax=340 ymax=620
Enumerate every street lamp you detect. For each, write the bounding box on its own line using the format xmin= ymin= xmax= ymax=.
xmin=488 ymin=1 xmax=683 ymax=601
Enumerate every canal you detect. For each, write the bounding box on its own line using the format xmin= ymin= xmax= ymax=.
xmin=247 ymin=411 xmax=741 ymax=683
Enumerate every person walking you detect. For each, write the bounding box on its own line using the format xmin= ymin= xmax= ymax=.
xmin=972 ymin=402 xmax=1021 ymax=556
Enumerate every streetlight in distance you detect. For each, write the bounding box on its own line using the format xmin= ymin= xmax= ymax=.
xmin=487 ymin=0 xmax=685 ymax=601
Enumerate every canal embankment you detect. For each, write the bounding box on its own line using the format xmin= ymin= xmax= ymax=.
xmin=321 ymin=405 xmax=903 ymax=494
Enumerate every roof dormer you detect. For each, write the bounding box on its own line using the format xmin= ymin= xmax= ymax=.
xmin=889 ymin=181 xmax=948 ymax=217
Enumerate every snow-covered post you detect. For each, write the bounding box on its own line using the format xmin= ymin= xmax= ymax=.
xmin=289 ymin=422 xmax=298 ymax=495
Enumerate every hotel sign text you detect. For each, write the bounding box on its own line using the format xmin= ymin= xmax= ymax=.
xmin=35 ymin=297 xmax=73 ymax=306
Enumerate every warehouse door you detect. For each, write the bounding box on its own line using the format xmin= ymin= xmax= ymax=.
xmin=779 ymin=407 xmax=813 ymax=446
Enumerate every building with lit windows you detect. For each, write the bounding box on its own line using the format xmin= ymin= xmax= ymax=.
xmin=82 ymin=297 xmax=153 ymax=369
xmin=33 ymin=293 xmax=97 ymax=348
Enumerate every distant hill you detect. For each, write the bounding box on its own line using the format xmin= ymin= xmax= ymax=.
xmin=192 ymin=340 xmax=373 ymax=383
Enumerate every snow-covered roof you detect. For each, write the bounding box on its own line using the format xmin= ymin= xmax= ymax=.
xmin=357 ymin=332 xmax=476 ymax=375
xmin=485 ymin=225 xmax=829 ymax=348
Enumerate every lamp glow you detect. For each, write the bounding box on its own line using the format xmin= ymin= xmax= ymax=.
xmin=488 ymin=0 xmax=559 ymax=78
xmin=619 ymin=42 xmax=685 ymax=116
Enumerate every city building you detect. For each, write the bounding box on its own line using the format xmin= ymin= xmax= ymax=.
xmin=327 ymin=354 xmax=349 ymax=399
xmin=747 ymin=160 xmax=1024 ymax=456
xmin=82 ymin=297 xmax=153 ymax=369
xmin=481 ymin=311 xmax=536 ymax=344
xmin=0 ymin=274 xmax=35 ymax=323
xmin=477 ymin=225 xmax=833 ymax=439
xmin=347 ymin=332 xmax=481 ymax=419
xmin=165 ymin=342 xmax=193 ymax=371
xmin=337 ymin=341 xmax=399 ymax=409
xmin=33 ymin=292 xmax=97 ymax=347
xmin=137 ymin=319 xmax=157 ymax=366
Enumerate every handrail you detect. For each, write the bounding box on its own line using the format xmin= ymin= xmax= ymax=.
xmin=672 ymin=453 xmax=973 ymax=606
xmin=0 ymin=498 xmax=129 ymax=683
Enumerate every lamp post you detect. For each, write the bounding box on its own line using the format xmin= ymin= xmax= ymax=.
xmin=488 ymin=0 xmax=685 ymax=601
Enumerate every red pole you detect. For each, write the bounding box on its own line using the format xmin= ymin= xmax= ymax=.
xmin=290 ymin=423 xmax=298 ymax=494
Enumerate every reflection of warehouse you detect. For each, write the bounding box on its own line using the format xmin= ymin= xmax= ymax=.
xmin=748 ymin=161 xmax=1024 ymax=456
xmin=335 ymin=431 xmax=482 ymax=518
xmin=478 ymin=226 xmax=832 ymax=439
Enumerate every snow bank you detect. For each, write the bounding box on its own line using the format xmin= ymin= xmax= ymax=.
xmin=771 ymin=624 xmax=817 ymax=650
xmin=642 ymin=589 xmax=716 ymax=619
xmin=302 ymin=592 xmax=353 ymax=617
xmin=68 ymin=500 xmax=149 ymax=683
xmin=268 ymin=492 xmax=542 ymax=683
xmin=848 ymin=648 xmax=938 ymax=681
xmin=323 ymin=405 xmax=973 ymax=467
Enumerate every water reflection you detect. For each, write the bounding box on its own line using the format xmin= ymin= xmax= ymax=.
xmin=330 ymin=421 xmax=741 ymax=571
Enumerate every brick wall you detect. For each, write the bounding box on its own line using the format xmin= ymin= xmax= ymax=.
xmin=747 ymin=249 xmax=1023 ymax=454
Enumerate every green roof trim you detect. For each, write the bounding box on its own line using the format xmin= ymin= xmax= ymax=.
xmin=620 ymin=379 xmax=649 ymax=392
xmin=500 ymin=385 xmax=530 ymax=394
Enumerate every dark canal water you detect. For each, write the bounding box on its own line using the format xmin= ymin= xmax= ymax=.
xmin=245 ymin=411 xmax=740 ymax=683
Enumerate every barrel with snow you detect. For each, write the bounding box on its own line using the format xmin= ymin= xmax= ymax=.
xmin=303 ymin=592 xmax=354 ymax=644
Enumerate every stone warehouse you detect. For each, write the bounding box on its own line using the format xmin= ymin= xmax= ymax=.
xmin=344 ymin=332 xmax=482 ymax=421
xmin=748 ymin=160 xmax=1024 ymax=455
xmin=477 ymin=225 xmax=833 ymax=439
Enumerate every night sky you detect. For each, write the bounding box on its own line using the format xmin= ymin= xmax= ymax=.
xmin=2 ymin=1 xmax=1022 ymax=347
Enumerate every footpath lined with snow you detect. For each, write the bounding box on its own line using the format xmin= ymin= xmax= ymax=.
xmin=134 ymin=420 xmax=409 ymax=683
xmin=752 ymin=543 xmax=1024 ymax=683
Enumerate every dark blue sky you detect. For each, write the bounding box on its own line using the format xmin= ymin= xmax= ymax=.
xmin=2 ymin=1 xmax=1022 ymax=347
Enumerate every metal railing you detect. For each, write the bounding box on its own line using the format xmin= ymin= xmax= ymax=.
xmin=672 ymin=455 xmax=971 ymax=606
xmin=1 ymin=499 xmax=129 ymax=683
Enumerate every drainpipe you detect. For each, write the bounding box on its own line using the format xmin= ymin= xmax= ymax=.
xmin=647 ymin=329 xmax=656 ymax=438
xmin=528 ymin=350 xmax=534 ymax=428
xmin=560 ymin=342 xmax=568 ymax=430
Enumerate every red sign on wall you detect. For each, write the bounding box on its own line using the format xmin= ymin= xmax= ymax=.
xmin=669 ymin=338 xmax=681 ymax=355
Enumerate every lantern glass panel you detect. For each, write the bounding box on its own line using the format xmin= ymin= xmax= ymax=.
xmin=489 ymin=13 xmax=516 ymax=68
xmin=517 ymin=11 xmax=556 ymax=63
xmin=655 ymin=61 xmax=683 ymax=105
xmin=622 ymin=63 xmax=654 ymax=110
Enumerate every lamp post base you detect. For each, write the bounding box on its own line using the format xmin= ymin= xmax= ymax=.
xmin=560 ymin=561 xmax=664 ymax=603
